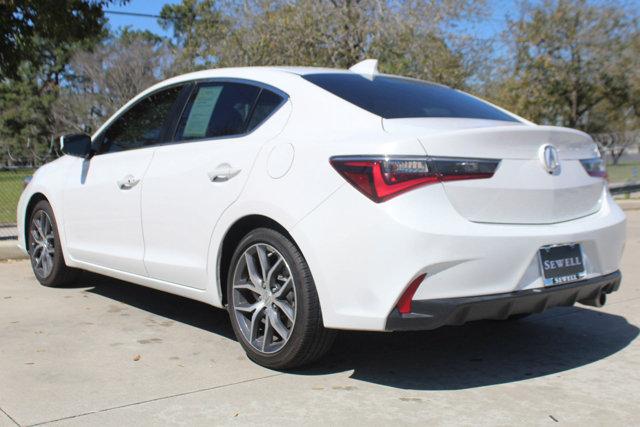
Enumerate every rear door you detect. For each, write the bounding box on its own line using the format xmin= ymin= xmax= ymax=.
xmin=63 ymin=84 xmax=186 ymax=274
xmin=141 ymin=80 xmax=290 ymax=289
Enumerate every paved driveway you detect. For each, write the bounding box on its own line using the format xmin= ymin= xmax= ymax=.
xmin=1 ymin=211 xmax=639 ymax=426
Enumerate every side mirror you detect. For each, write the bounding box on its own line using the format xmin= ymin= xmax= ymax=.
xmin=60 ymin=134 xmax=92 ymax=158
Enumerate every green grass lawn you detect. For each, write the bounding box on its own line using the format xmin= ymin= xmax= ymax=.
xmin=0 ymin=170 xmax=33 ymax=224
xmin=607 ymin=162 xmax=640 ymax=184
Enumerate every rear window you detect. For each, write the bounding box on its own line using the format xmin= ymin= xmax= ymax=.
xmin=302 ymin=73 xmax=518 ymax=122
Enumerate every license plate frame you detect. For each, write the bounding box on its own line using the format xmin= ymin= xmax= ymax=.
xmin=538 ymin=243 xmax=586 ymax=286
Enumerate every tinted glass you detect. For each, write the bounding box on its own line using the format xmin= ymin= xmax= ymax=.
xmin=100 ymin=85 xmax=184 ymax=153
xmin=303 ymin=73 xmax=518 ymax=122
xmin=246 ymin=89 xmax=284 ymax=131
xmin=176 ymin=82 xmax=261 ymax=140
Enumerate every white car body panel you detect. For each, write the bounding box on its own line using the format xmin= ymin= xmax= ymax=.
xmin=63 ymin=149 xmax=154 ymax=275
xmin=16 ymin=65 xmax=626 ymax=332
xmin=140 ymin=100 xmax=292 ymax=289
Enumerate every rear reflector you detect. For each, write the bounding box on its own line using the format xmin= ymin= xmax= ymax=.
xmin=580 ymin=157 xmax=607 ymax=178
xmin=330 ymin=156 xmax=500 ymax=202
xmin=396 ymin=274 xmax=426 ymax=315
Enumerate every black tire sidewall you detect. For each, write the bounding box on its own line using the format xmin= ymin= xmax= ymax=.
xmin=226 ymin=228 xmax=318 ymax=368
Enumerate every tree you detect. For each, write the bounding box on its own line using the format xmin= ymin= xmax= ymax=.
xmin=0 ymin=0 xmax=124 ymax=165
xmin=53 ymin=29 xmax=173 ymax=136
xmin=160 ymin=0 xmax=487 ymax=88
xmin=0 ymin=0 xmax=121 ymax=80
xmin=493 ymin=0 xmax=639 ymax=132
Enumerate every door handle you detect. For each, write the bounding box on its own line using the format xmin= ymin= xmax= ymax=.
xmin=208 ymin=164 xmax=241 ymax=182
xmin=117 ymin=174 xmax=140 ymax=190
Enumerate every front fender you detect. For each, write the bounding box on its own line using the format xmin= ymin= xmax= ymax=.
xmin=17 ymin=156 xmax=77 ymax=261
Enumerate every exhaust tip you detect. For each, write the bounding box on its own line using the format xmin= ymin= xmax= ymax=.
xmin=597 ymin=292 xmax=607 ymax=307
xmin=580 ymin=290 xmax=607 ymax=308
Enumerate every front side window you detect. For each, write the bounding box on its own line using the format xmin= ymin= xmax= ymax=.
xmin=302 ymin=73 xmax=519 ymax=122
xmin=99 ymin=85 xmax=184 ymax=153
xmin=175 ymin=83 xmax=284 ymax=141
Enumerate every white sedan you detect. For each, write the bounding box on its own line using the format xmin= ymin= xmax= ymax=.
xmin=17 ymin=60 xmax=626 ymax=368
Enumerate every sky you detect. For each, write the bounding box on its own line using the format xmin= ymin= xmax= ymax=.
xmin=104 ymin=0 xmax=521 ymax=42
xmin=105 ymin=0 xmax=182 ymax=37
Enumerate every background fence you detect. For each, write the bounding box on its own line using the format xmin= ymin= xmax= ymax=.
xmin=1 ymin=137 xmax=639 ymax=240
xmin=0 ymin=167 xmax=32 ymax=240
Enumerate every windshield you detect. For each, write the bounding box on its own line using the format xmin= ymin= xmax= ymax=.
xmin=302 ymin=73 xmax=519 ymax=122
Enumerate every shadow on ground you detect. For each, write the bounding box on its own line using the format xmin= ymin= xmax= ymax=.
xmin=75 ymin=272 xmax=638 ymax=391
xmin=79 ymin=272 xmax=237 ymax=341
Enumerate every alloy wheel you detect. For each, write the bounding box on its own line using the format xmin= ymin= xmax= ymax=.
xmin=29 ymin=210 xmax=55 ymax=278
xmin=231 ymin=243 xmax=296 ymax=354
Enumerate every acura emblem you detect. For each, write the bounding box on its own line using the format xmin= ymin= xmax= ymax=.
xmin=539 ymin=144 xmax=561 ymax=175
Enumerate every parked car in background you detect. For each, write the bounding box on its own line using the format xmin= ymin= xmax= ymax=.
xmin=17 ymin=60 xmax=625 ymax=368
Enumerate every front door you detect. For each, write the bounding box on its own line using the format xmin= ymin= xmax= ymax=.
xmin=63 ymin=84 xmax=186 ymax=275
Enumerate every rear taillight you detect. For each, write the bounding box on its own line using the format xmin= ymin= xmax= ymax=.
xmin=330 ymin=156 xmax=500 ymax=202
xmin=580 ymin=158 xmax=607 ymax=179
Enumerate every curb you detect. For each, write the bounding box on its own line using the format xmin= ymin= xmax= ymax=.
xmin=0 ymin=240 xmax=28 ymax=261
xmin=616 ymin=200 xmax=640 ymax=211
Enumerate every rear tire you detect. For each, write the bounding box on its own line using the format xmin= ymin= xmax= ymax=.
xmin=226 ymin=227 xmax=335 ymax=369
xmin=27 ymin=200 xmax=80 ymax=287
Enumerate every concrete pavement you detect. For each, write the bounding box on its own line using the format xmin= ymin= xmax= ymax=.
xmin=0 ymin=211 xmax=639 ymax=426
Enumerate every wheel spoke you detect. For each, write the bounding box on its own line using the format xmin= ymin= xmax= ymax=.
xmin=265 ymin=256 xmax=283 ymax=286
xmin=43 ymin=253 xmax=52 ymax=275
xmin=35 ymin=221 xmax=45 ymax=241
xmin=30 ymin=228 xmax=41 ymax=245
xmin=34 ymin=252 xmax=43 ymax=268
xmin=43 ymin=215 xmax=51 ymax=235
xmin=244 ymin=253 xmax=262 ymax=287
xmin=32 ymin=245 xmax=43 ymax=258
xmin=256 ymin=245 xmax=270 ymax=282
xmin=262 ymin=314 xmax=273 ymax=352
xmin=274 ymin=299 xmax=295 ymax=322
xmin=274 ymin=277 xmax=292 ymax=298
xmin=249 ymin=305 xmax=265 ymax=343
xmin=235 ymin=301 xmax=262 ymax=314
xmin=234 ymin=282 xmax=261 ymax=294
xmin=268 ymin=310 xmax=290 ymax=340
xmin=39 ymin=215 xmax=47 ymax=239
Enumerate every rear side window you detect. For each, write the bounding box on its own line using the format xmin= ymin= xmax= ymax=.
xmin=100 ymin=85 xmax=184 ymax=153
xmin=246 ymin=89 xmax=284 ymax=131
xmin=302 ymin=73 xmax=518 ymax=122
xmin=175 ymin=82 xmax=284 ymax=141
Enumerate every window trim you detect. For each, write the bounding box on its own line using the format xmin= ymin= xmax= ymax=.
xmin=91 ymin=77 xmax=289 ymax=156
xmin=165 ymin=78 xmax=289 ymax=146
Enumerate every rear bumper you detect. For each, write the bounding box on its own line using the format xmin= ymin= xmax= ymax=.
xmin=295 ymin=182 xmax=625 ymax=331
xmin=385 ymin=270 xmax=621 ymax=331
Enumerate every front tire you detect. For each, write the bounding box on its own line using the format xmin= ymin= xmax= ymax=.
xmin=27 ymin=200 xmax=80 ymax=287
xmin=227 ymin=228 xmax=335 ymax=369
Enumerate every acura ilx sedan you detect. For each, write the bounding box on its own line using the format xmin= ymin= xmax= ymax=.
xmin=17 ymin=60 xmax=625 ymax=368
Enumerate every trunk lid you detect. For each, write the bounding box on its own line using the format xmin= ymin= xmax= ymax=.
xmin=383 ymin=118 xmax=604 ymax=224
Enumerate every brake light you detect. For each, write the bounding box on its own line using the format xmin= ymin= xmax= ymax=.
xmin=580 ymin=158 xmax=607 ymax=179
xmin=330 ymin=156 xmax=500 ymax=202
xmin=397 ymin=274 xmax=426 ymax=314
